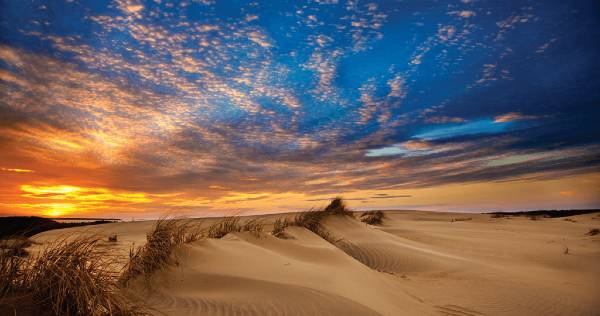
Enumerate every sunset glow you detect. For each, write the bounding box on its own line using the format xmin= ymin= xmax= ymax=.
xmin=1 ymin=1 xmax=599 ymax=218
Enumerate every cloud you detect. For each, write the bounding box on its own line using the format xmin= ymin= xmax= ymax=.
xmin=560 ymin=190 xmax=576 ymax=197
xmin=493 ymin=112 xmax=537 ymax=123
xmin=370 ymin=195 xmax=411 ymax=199
xmin=1 ymin=168 xmax=34 ymax=173
xmin=0 ymin=1 xmax=598 ymax=216
xmin=414 ymin=120 xmax=511 ymax=140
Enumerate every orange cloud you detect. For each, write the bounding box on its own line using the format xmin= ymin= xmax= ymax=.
xmin=494 ymin=112 xmax=536 ymax=123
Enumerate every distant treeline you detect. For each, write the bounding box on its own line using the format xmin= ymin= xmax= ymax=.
xmin=489 ymin=209 xmax=599 ymax=218
xmin=0 ymin=216 xmax=117 ymax=239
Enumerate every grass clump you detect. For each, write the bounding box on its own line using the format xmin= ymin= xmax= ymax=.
xmin=271 ymin=197 xmax=353 ymax=240
xmin=119 ymin=218 xmax=201 ymax=286
xmin=206 ymin=217 xmax=265 ymax=239
xmin=272 ymin=217 xmax=292 ymax=238
xmin=0 ymin=236 xmax=147 ymax=316
xmin=585 ymin=228 xmax=599 ymax=236
xmin=207 ymin=217 xmax=241 ymax=239
xmin=325 ymin=197 xmax=353 ymax=216
xmin=0 ymin=237 xmax=33 ymax=257
xmin=451 ymin=217 xmax=472 ymax=222
xmin=270 ymin=208 xmax=340 ymax=243
xmin=359 ymin=211 xmax=385 ymax=225
xmin=242 ymin=218 xmax=264 ymax=237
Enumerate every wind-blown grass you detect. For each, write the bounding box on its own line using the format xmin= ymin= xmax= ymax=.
xmin=119 ymin=218 xmax=202 ymax=286
xmin=0 ymin=236 xmax=147 ymax=316
xmin=206 ymin=216 xmax=264 ymax=239
xmin=359 ymin=211 xmax=385 ymax=225
xmin=324 ymin=197 xmax=353 ymax=216
xmin=271 ymin=198 xmax=352 ymax=243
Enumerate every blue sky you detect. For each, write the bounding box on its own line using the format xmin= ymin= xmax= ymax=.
xmin=0 ymin=0 xmax=599 ymax=216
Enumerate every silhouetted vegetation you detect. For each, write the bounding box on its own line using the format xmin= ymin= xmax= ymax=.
xmin=0 ymin=237 xmax=34 ymax=257
xmin=0 ymin=216 xmax=117 ymax=239
xmin=489 ymin=209 xmax=599 ymax=219
xmin=325 ymin=197 xmax=353 ymax=216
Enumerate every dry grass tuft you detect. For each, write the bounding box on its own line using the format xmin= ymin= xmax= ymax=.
xmin=325 ymin=197 xmax=353 ymax=216
xmin=1 ymin=236 xmax=148 ymax=316
xmin=0 ymin=248 xmax=24 ymax=301
xmin=270 ymin=209 xmax=341 ymax=243
xmin=242 ymin=218 xmax=264 ymax=237
xmin=359 ymin=211 xmax=385 ymax=225
xmin=0 ymin=237 xmax=33 ymax=257
xmin=585 ymin=228 xmax=599 ymax=236
xmin=207 ymin=216 xmax=242 ymax=239
xmin=271 ymin=197 xmax=353 ymax=240
xmin=451 ymin=217 xmax=472 ymax=222
xmin=119 ymin=218 xmax=201 ymax=286
xmin=272 ymin=217 xmax=292 ymax=238
xmin=293 ymin=209 xmax=326 ymax=232
xmin=206 ymin=217 xmax=265 ymax=239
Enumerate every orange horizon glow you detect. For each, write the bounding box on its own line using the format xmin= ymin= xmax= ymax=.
xmin=1 ymin=173 xmax=598 ymax=219
xmin=1 ymin=8 xmax=599 ymax=220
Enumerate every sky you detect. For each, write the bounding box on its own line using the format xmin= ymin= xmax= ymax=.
xmin=1 ymin=0 xmax=599 ymax=219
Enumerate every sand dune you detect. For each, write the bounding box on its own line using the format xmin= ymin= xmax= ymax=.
xmin=33 ymin=211 xmax=600 ymax=315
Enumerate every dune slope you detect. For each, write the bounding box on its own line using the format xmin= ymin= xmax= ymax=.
xmin=32 ymin=211 xmax=600 ymax=316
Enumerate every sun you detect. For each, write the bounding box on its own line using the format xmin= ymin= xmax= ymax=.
xmin=41 ymin=203 xmax=76 ymax=217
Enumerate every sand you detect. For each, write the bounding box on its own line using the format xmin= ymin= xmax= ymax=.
xmin=34 ymin=211 xmax=600 ymax=315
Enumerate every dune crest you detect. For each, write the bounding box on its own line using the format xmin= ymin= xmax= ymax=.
xmin=29 ymin=210 xmax=600 ymax=316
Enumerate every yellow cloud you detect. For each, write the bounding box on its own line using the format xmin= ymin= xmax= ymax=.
xmin=1 ymin=167 xmax=34 ymax=173
xmin=20 ymin=184 xmax=151 ymax=203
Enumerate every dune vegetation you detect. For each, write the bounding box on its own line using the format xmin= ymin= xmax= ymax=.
xmin=2 ymin=199 xmax=598 ymax=316
xmin=1 ymin=197 xmax=370 ymax=315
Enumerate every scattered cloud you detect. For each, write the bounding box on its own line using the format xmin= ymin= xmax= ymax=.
xmin=0 ymin=1 xmax=598 ymax=216
xmin=493 ymin=112 xmax=537 ymax=123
